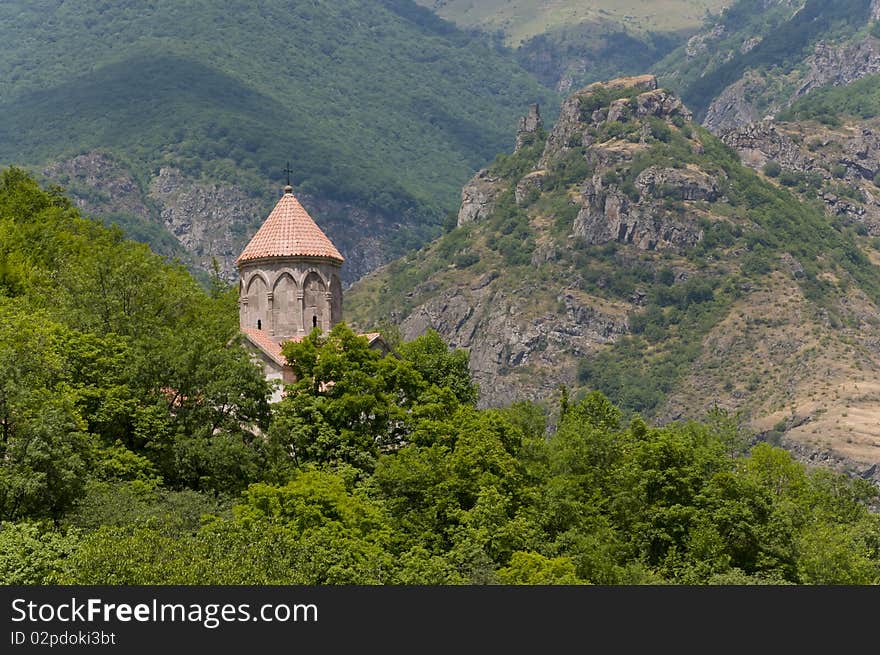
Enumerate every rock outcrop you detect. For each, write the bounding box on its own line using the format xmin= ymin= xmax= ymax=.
xmin=722 ymin=119 xmax=880 ymax=235
xmin=150 ymin=168 xmax=261 ymax=276
xmin=399 ymin=281 xmax=627 ymax=408
xmin=634 ymin=166 xmax=720 ymax=202
xmin=43 ymin=152 xmax=152 ymax=224
xmin=348 ymin=74 xmax=880 ymax=475
xmin=796 ymin=36 xmax=880 ymax=99
xmin=573 ymin=176 xmax=704 ymax=251
xmin=457 ymin=169 xmax=504 ymax=227
xmin=705 ymin=35 xmax=880 ymax=134
xmin=515 ymin=104 xmax=544 ymax=152
xmin=540 ymin=75 xmax=661 ymax=168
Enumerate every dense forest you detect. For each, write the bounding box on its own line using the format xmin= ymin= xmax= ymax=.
xmin=0 ymin=0 xmax=555 ymax=258
xmin=2 ymin=169 xmax=880 ymax=585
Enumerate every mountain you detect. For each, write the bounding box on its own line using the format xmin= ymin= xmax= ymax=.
xmin=0 ymin=0 xmax=555 ymax=284
xmin=415 ymin=0 xmax=727 ymax=93
xmin=346 ymin=74 xmax=880 ymax=480
xmin=655 ymin=0 xmax=880 ymax=132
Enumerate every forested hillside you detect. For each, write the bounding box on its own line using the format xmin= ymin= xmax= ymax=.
xmin=0 ymin=0 xmax=554 ymax=282
xmin=3 ymin=169 xmax=879 ymax=585
xmin=656 ymin=0 xmax=880 ymax=131
xmin=417 ymin=0 xmax=725 ymax=93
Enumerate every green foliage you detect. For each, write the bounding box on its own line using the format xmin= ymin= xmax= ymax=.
xmin=0 ymin=0 xmax=557 ymax=255
xmin=496 ymin=551 xmax=583 ymax=584
xmin=484 ymin=190 xmax=535 ymax=266
xmin=579 ymin=277 xmax=733 ymax=417
xmin=271 ymin=324 xmax=471 ymax=474
xmin=763 ymin=161 xmax=781 ymax=178
xmin=781 ymin=72 xmax=880 ymax=124
xmin=0 ymin=522 xmax=80 ymax=584
xmin=0 ymin=169 xmax=272 ymax=519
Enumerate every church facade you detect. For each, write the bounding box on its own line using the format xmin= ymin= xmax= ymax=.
xmin=236 ymin=183 xmax=380 ymax=401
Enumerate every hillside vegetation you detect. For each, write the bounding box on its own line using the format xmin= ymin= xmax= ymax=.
xmin=0 ymin=0 xmax=554 ymax=274
xmin=657 ymin=0 xmax=874 ymax=120
xmin=415 ymin=0 xmax=725 ymax=45
xmin=780 ymin=72 xmax=880 ymax=124
xmin=418 ymin=0 xmax=725 ymax=93
xmin=2 ymin=171 xmax=879 ymax=585
xmin=347 ymin=76 xmax=880 ymax=472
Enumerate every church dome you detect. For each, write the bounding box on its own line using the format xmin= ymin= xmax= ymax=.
xmin=236 ymin=186 xmax=344 ymax=265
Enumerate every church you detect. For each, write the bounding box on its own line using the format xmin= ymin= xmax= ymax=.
xmin=236 ymin=182 xmax=383 ymax=401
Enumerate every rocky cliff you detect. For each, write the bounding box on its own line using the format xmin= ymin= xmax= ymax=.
xmin=704 ymin=35 xmax=880 ymax=133
xmin=348 ymin=74 xmax=880 ymax=481
xmin=350 ymin=75 xmax=726 ymax=406
xmin=722 ymin=118 xmax=880 ymax=235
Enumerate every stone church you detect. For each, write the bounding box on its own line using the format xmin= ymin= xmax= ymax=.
xmin=236 ymin=183 xmax=381 ymax=401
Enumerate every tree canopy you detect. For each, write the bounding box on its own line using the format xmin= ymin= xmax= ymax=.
xmin=2 ymin=169 xmax=879 ymax=585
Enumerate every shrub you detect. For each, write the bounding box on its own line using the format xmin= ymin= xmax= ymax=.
xmin=762 ymin=161 xmax=781 ymax=178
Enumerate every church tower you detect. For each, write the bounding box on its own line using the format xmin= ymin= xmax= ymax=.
xmin=236 ymin=184 xmax=344 ymax=341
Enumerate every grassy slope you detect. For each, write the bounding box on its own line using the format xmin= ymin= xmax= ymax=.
xmin=0 ymin=0 xmax=555 ymax=251
xmin=415 ymin=0 xmax=727 ymax=44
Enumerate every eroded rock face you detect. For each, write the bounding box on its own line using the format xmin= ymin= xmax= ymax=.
xmin=399 ymin=280 xmax=627 ymax=408
xmin=635 ymin=166 xmax=720 ymax=202
xmin=515 ymin=104 xmax=544 ymax=152
xmin=634 ymin=89 xmax=693 ymax=122
xmin=540 ymin=75 xmax=660 ymax=169
xmin=457 ymin=169 xmax=503 ymax=227
xmin=515 ymin=170 xmax=547 ymax=206
xmin=704 ymin=35 xmax=880 ymax=134
xmin=530 ymin=77 xmax=716 ymax=253
xmin=722 ymin=120 xmax=880 ymax=236
xmin=43 ymin=152 xmax=151 ymax=221
xmin=150 ymin=168 xmax=261 ymax=276
xmin=720 ymin=121 xmax=812 ymax=171
xmin=703 ymin=72 xmax=769 ymax=134
xmin=796 ymin=36 xmax=880 ymax=99
xmin=573 ymin=177 xmax=704 ymax=251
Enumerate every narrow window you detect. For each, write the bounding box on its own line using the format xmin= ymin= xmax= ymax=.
xmin=312 ymin=315 xmax=318 ymax=328
xmin=257 ymin=319 xmax=262 ymax=330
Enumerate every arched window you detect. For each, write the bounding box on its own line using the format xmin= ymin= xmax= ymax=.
xmin=303 ymin=272 xmax=326 ymax=332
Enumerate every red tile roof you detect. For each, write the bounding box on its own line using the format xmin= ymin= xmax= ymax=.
xmin=236 ymin=186 xmax=344 ymax=265
xmin=242 ymin=328 xmax=300 ymax=367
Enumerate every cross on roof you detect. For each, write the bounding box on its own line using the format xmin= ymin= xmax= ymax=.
xmin=283 ymin=161 xmax=294 ymax=187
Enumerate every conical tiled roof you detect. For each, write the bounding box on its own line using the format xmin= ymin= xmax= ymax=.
xmin=236 ymin=186 xmax=344 ymax=265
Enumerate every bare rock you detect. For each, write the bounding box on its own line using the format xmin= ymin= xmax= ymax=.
xmin=634 ymin=89 xmax=692 ymax=121
xmin=515 ymin=170 xmax=548 ymax=206
xmin=635 ymin=166 xmax=720 ymax=201
xmin=704 ymin=72 xmax=769 ymax=134
xmin=457 ymin=169 xmax=503 ymax=227
xmin=721 ymin=120 xmax=813 ymax=171
xmin=573 ymin=177 xmax=703 ymax=251
xmin=515 ymin=104 xmax=544 ymax=152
